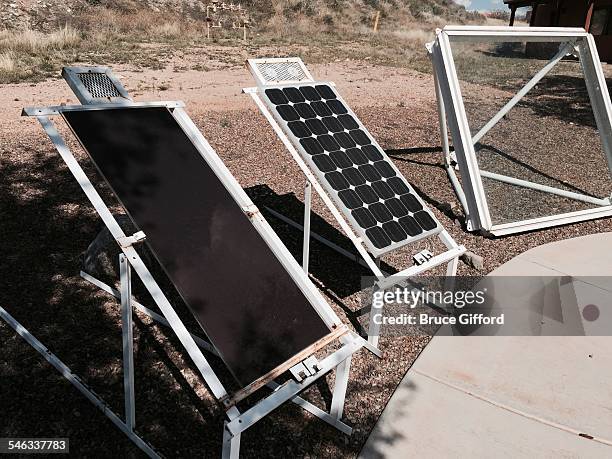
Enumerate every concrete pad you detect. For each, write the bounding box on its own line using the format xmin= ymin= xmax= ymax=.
xmin=360 ymin=372 xmax=611 ymax=459
xmin=360 ymin=233 xmax=612 ymax=458
xmin=411 ymin=336 xmax=612 ymax=441
xmin=507 ymin=232 xmax=612 ymax=292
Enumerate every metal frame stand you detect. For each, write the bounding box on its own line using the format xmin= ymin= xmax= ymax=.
xmin=244 ymin=83 xmax=466 ymax=350
xmin=429 ymin=26 xmax=612 ymax=236
xmin=0 ymin=301 xmax=159 ymax=458
xmin=78 ymin=259 xmax=360 ymax=459
xmin=11 ymin=75 xmax=365 ymax=455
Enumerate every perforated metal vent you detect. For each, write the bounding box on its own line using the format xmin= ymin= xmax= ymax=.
xmin=78 ymin=72 xmax=123 ymax=99
xmin=256 ymin=61 xmax=309 ymax=83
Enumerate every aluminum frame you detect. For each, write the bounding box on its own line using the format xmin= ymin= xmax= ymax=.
xmin=429 ymin=26 xmax=612 ymax=235
xmin=10 ymin=67 xmax=367 ymax=458
xmin=245 ymin=57 xmax=466 ymax=349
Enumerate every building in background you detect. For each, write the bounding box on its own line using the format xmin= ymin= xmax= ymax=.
xmin=504 ymin=0 xmax=612 ymax=61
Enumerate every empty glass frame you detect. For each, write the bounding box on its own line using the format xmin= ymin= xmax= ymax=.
xmin=430 ymin=26 xmax=612 ymax=235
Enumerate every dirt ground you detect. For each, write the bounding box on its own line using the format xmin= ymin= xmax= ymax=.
xmin=1 ymin=56 xmax=611 ymax=458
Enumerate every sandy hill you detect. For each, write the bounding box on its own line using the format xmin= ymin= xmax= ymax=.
xmin=1 ymin=0 xmax=481 ymax=31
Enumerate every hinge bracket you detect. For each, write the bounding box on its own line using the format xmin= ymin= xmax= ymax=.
xmin=289 ymin=356 xmax=321 ymax=382
xmin=117 ymin=231 xmax=146 ymax=248
xmin=413 ymin=249 xmax=434 ymax=266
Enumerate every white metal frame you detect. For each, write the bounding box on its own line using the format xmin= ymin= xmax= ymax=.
xmin=245 ymin=57 xmax=466 ymax=349
xmin=5 ymin=67 xmax=367 ymax=458
xmin=429 ymin=26 xmax=612 ymax=236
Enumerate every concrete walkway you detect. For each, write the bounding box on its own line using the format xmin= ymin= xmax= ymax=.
xmin=360 ymin=233 xmax=612 ymax=458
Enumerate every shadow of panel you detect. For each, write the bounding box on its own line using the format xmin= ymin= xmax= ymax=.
xmin=245 ymin=184 xmax=391 ymax=297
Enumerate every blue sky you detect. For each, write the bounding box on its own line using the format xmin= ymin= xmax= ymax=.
xmin=454 ymin=0 xmax=505 ymax=12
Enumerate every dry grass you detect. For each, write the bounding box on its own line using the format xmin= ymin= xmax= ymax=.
xmin=0 ymin=1 xmax=484 ymax=84
xmin=0 ymin=52 xmax=16 ymax=73
xmin=0 ymin=26 xmax=80 ymax=53
xmin=0 ymin=11 xmax=195 ymax=83
xmin=156 ymin=22 xmax=183 ymax=40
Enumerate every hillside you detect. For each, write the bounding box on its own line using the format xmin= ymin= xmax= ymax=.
xmin=0 ymin=0 xmax=482 ymax=83
xmin=1 ymin=0 xmax=481 ymax=31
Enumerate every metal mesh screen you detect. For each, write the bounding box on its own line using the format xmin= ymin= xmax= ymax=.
xmin=256 ymin=62 xmax=309 ymax=83
xmin=77 ymin=73 xmax=123 ymax=99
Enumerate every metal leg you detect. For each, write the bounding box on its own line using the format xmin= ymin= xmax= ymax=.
xmin=120 ymin=254 xmax=136 ymax=431
xmin=434 ymin=70 xmax=470 ymax=215
xmin=0 ymin=306 xmax=160 ymax=458
xmin=265 ymin=206 xmax=372 ymax=270
xmin=446 ymin=255 xmax=459 ymax=277
xmin=367 ymin=285 xmax=382 ymax=349
xmin=266 ymin=381 xmax=352 ymax=434
xmin=80 ymin=271 xmax=218 ymax=356
xmin=302 ymin=181 xmax=312 ymax=273
xmin=222 ymin=422 xmax=240 ymax=459
xmin=444 ymin=255 xmax=459 ymax=293
xmin=330 ymin=356 xmax=351 ymax=420
xmin=225 ymin=339 xmax=361 ymax=436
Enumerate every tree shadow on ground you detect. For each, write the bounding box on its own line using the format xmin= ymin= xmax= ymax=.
xmin=0 ymin=132 xmax=387 ymax=458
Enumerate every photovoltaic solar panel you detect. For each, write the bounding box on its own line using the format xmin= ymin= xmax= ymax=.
xmin=62 ymin=106 xmax=331 ymax=386
xmin=261 ymin=83 xmax=441 ymax=254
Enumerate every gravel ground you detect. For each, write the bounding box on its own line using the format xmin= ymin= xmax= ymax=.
xmin=1 ymin=60 xmax=611 ymax=458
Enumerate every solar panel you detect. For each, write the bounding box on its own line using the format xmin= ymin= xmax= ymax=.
xmin=62 ymin=106 xmax=331 ymax=386
xmin=262 ymin=83 xmax=442 ymax=254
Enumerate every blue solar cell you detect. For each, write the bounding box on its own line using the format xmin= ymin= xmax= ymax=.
xmin=294 ymin=103 xmax=316 ymax=119
xmin=300 ymin=137 xmax=323 ymax=155
xmin=382 ymin=221 xmax=407 ymax=242
xmin=338 ymin=114 xmax=359 ymax=130
xmin=283 ymin=87 xmax=305 ymax=103
xmin=288 ymin=121 xmax=312 ymax=138
xmin=311 ymin=101 xmax=333 ymax=117
xmin=329 ymin=150 xmax=352 ymax=169
xmin=315 ymin=84 xmax=336 ymax=99
xmin=312 ymin=154 xmax=336 ymax=173
xmin=366 ymin=226 xmax=391 ymax=248
xmin=305 ymin=118 xmax=328 ymax=135
xmin=355 ymin=185 xmax=379 ymax=204
xmin=277 ymin=104 xmax=300 ymax=121
xmin=266 ymin=88 xmax=288 ymax=105
xmin=399 ymin=215 xmax=422 ymax=236
xmin=345 ymin=148 xmax=368 ymax=165
xmin=352 ymin=207 xmax=377 ymax=228
xmin=322 ymin=116 xmax=344 ymax=133
xmin=325 ymin=171 xmax=350 ymax=191
xmin=300 ymin=85 xmax=321 ymax=101
xmin=338 ymin=189 xmax=363 ymax=209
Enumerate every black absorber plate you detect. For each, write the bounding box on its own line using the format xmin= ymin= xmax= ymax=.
xmin=63 ymin=106 xmax=330 ymax=387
